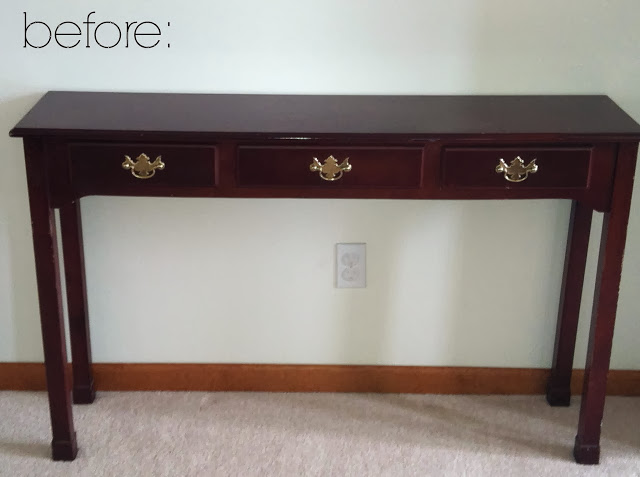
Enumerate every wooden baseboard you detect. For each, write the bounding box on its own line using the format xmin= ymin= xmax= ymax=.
xmin=1 ymin=363 xmax=639 ymax=395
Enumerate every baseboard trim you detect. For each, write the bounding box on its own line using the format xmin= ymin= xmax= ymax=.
xmin=1 ymin=363 xmax=639 ymax=395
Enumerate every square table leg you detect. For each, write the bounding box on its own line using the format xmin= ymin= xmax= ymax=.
xmin=23 ymin=138 xmax=78 ymax=461
xmin=574 ymin=143 xmax=638 ymax=464
xmin=547 ymin=201 xmax=592 ymax=406
xmin=60 ymin=201 xmax=95 ymax=404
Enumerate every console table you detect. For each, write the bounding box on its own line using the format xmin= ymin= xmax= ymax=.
xmin=9 ymin=92 xmax=640 ymax=464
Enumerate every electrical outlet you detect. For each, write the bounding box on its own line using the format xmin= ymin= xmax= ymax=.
xmin=336 ymin=243 xmax=366 ymax=288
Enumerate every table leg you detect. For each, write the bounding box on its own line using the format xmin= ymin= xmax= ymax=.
xmin=574 ymin=143 xmax=638 ymax=464
xmin=60 ymin=201 xmax=95 ymax=404
xmin=547 ymin=201 xmax=592 ymax=406
xmin=23 ymin=138 xmax=78 ymax=461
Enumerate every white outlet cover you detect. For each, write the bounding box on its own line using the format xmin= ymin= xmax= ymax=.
xmin=336 ymin=243 xmax=366 ymax=288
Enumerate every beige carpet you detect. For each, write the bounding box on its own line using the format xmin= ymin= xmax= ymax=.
xmin=0 ymin=392 xmax=639 ymax=476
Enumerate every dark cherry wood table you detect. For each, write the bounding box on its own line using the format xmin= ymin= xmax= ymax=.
xmin=9 ymin=92 xmax=640 ymax=464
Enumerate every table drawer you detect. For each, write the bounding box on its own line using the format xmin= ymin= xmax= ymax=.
xmin=442 ymin=147 xmax=592 ymax=189
xmin=237 ymin=147 xmax=423 ymax=188
xmin=69 ymin=143 xmax=216 ymax=192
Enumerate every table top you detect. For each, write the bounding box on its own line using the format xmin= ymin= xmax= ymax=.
xmin=10 ymin=92 xmax=640 ymax=140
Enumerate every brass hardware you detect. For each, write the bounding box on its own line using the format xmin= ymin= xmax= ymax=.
xmin=122 ymin=153 xmax=165 ymax=179
xmin=309 ymin=155 xmax=352 ymax=181
xmin=495 ymin=156 xmax=538 ymax=183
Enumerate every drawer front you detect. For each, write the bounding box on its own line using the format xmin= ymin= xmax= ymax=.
xmin=70 ymin=143 xmax=216 ymax=193
xmin=237 ymin=147 xmax=423 ymax=188
xmin=442 ymin=147 xmax=592 ymax=189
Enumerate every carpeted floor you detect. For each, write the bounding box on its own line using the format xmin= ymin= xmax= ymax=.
xmin=0 ymin=392 xmax=639 ymax=476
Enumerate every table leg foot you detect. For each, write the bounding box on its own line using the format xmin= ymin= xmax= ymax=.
xmin=73 ymin=380 xmax=96 ymax=404
xmin=52 ymin=433 xmax=78 ymax=461
xmin=573 ymin=436 xmax=599 ymax=465
xmin=546 ymin=383 xmax=571 ymax=406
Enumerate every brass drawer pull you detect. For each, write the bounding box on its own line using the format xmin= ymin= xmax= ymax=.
xmin=496 ymin=156 xmax=538 ymax=182
xmin=309 ymin=155 xmax=352 ymax=181
xmin=122 ymin=153 xmax=165 ymax=179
